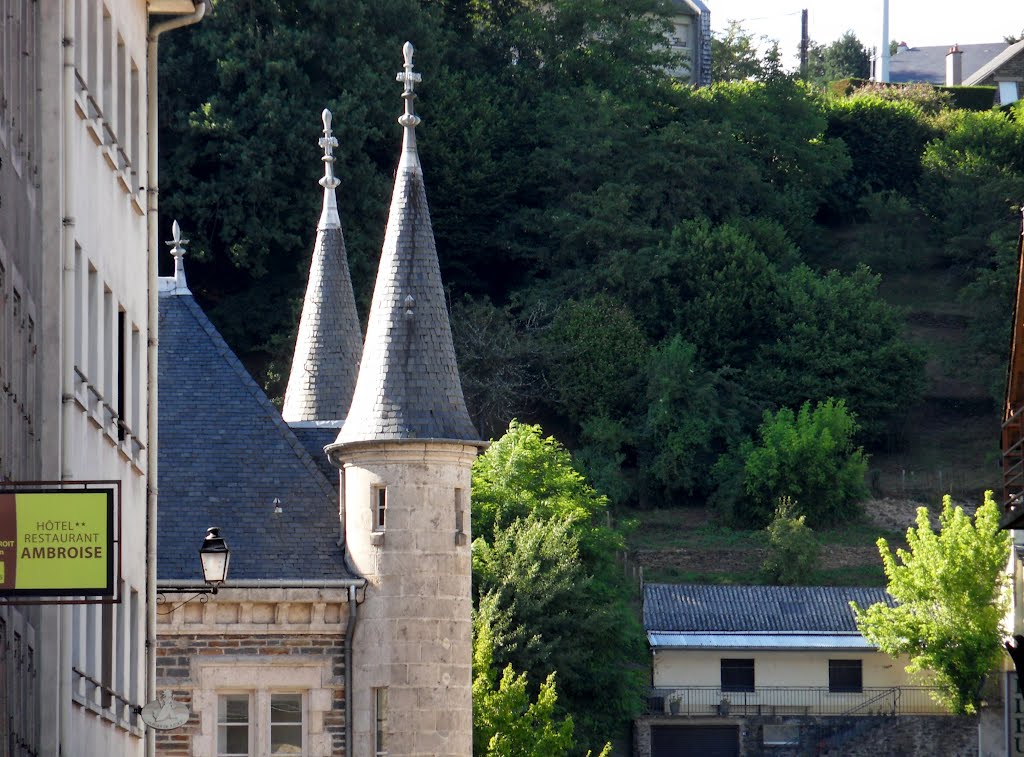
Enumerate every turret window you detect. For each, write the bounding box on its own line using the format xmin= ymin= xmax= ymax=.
xmin=374 ymin=687 xmax=388 ymax=756
xmin=455 ymin=488 xmax=466 ymax=546
xmin=372 ymin=486 xmax=387 ymax=532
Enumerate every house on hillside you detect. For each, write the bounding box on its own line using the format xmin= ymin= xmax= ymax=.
xmin=964 ymin=39 xmax=1024 ymax=104
xmin=156 ymin=42 xmax=482 ymax=757
xmin=888 ymin=40 xmax=1008 ymax=85
xmin=635 ymin=584 xmax=967 ymax=757
xmin=667 ymin=0 xmax=712 ymax=86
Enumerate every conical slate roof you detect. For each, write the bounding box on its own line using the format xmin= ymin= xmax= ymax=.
xmin=333 ymin=43 xmax=478 ymax=445
xmin=282 ymin=109 xmax=363 ymax=424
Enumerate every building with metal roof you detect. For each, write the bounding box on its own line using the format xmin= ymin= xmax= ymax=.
xmin=636 ymin=584 xmax=951 ymax=757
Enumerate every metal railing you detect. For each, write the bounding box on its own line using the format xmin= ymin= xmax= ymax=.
xmin=652 ymin=686 xmax=947 ymax=717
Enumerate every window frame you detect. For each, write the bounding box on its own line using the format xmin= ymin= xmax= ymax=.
xmin=828 ymin=659 xmax=863 ymax=694
xmin=216 ymin=692 xmax=251 ymax=757
xmin=720 ymin=658 xmax=755 ymax=693
xmin=372 ymin=486 xmax=386 ymax=533
xmin=197 ymin=657 xmax=329 ymax=757
xmin=374 ymin=686 xmax=388 ymax=757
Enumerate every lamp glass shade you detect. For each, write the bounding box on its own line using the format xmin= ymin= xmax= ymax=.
xmin=199 ymin=527 xmax=230 ymax=586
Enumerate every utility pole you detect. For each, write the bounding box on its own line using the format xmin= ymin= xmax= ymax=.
xmin=800 ymin=9 xmax=809 ymax=79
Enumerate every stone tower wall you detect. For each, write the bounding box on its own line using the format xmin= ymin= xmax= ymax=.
xmin=341 ymin=441 xmax=477 ymax=757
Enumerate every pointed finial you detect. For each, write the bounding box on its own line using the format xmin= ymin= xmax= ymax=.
xmin=166 ymin=220 xmax=190 ymax=291
xmin=396 ymin=41 xmax=422 ymax=129
xmin=319 ymin=108 xmax=340 ymax=190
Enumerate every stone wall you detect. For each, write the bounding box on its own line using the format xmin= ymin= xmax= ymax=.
xmin=634 ymin=714 xmax=978 ymax=757
xmin=155 ymin=588 xmax=350 ymax=757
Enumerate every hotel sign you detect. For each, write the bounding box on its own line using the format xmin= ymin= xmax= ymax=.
xmin=0 ymin=488 xmax=115 ymax=596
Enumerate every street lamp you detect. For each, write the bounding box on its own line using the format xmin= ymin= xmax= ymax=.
xmin=198 ymin=526 xmax=230 ymax=592
xmin=157 ymin=527 xmax=231 ymax=612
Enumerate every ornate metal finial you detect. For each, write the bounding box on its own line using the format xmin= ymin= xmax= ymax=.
xmin=396 ymin=41 xmax=422 ymax=129
xmin=166 ymin=220 xmax=190 ymax=289
xmin=319 ymin=109 xmax=340 ymax=190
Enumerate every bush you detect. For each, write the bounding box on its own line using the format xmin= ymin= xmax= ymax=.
xmin=824 ymin=95 xmax=938 ymax=213
xmin=761 ymin=497 xmax=820 ymax=584
xmin=724 ymin=398 xmax=869 ymax=529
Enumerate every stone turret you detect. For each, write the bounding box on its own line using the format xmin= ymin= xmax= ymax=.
xmin=327 ymin=42 xmax=482 ymax=757
xmin=282 ymin=109 xmax=363 ymax=426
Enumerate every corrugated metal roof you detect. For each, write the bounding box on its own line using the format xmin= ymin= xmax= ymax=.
xmin=643 ymin=584 xmax=892 ymax=634
xmin=648 ymin=632 xmax=875 ymax=650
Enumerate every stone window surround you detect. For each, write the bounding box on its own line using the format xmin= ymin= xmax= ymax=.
xmin=193 ymin=657 xmax=336 ymax=757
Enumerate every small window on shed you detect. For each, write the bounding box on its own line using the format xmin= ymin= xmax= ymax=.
xmin=720 ymin=659 xmax=755 ymax=693
xmin=828 ymin=659 xmax=863 ymax=693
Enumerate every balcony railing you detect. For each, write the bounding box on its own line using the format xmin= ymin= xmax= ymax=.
xmin=650 ymin=686 xmax=948 ymax=717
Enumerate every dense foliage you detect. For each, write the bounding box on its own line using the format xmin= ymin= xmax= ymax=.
xmin=471 ymin=423 xmax=646 ymax=751
xmin=160 ymin=4 xmax=1023 ymax=522
xmin=473 ymin=604 xmax=611 ymax=756
xmin=853 ymin=493 xmax=1010 ymax=714
xmin=718 ymin=399 xmax=869 ymax=528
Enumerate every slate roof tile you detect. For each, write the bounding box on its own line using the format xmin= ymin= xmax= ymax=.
xmin=158 ymin=292 xmax=352 ymax=582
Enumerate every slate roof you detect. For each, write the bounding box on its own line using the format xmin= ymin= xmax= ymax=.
xmin=965 ymin=39 xmax=1024 ymax=85
xmin=158 ymin=290 xmax=353 ymax=582
xmin=643 ymin=584 xmax=892 ymax=634
xmin=333 ymin=47 xmax=479 ymax=446
xmin=889 ymin=42 xmax=1008 ymax=84
xmin=291 ymin=425 xmax=340 ymax=489
xmin=281 ymin=118 xmax=363 ymax=424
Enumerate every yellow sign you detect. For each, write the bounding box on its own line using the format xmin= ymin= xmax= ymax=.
xmin=0 ymin=489 xmax=114 ymax=595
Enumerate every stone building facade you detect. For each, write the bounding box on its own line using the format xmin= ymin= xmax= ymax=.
xmin=1 ymin=1 xmax=206 ymax=755
xmin=155 ymin=590 xmax=350 ymax=757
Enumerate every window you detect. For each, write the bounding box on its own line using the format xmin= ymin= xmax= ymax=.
xmin=372 ymin=486 xmax=386 ymax=532
xmin=454 ymin=487 xmax=465 ymax=544
xmin=217 ymin=692 xmax=305 ymax=757
xmin=270 ymin=694 xmax=302 ymax=755
xmin=720 ymin=659 xmax=754 ymax=693
xmin=999 ymin=81 xmax=1020 ymax=105
xmin=374 ymin=687 xmax=388 ymax=756
xmin=218 ymin=694 xmax=250 ymax=757
xmin=828 ymin=659 xmax=863 ymax=693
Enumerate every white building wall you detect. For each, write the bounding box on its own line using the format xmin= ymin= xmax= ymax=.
xmin=653 ymin=648 xmax=913 ymax=690
xmin=1 ymin=0 xmax=178 ymax=753
xmin=57 ymin=0 xmax=149 ymax=754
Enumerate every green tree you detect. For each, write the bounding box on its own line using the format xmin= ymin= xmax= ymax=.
xmin=761 ymin=496 xmax=819 ymax=585
xmin=754 ymin=265 xmax=925 ymax=444
xmin=472 ymin=423 xmax=646 ymax=750
xmin=711 ymin=21 xmax=774 ymax=82
xmin=543 ymin=295 xmax=649 ymax=427
xmin=640 ymin=336 xmax=751 ymax=504
xmin=725 ymin=398 xmax=869 ymax=529
xmin=852 ymin=492 xmax=1011 ymax=715
xmin=808 ymin=31 xmax=871 ymax=83
xmin=473 ymin=601 xmax=587 ymax=757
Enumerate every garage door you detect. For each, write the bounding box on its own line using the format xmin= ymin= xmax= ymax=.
xmin=651 ymin=724 xmax=740 ymax=757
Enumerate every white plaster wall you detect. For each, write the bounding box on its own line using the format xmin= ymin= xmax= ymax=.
xmin=34 ymin=0 xmax=152 ymax=754
xmin=341 ymin=441 xmax=477 ymax=757
xmin=654 ymin=648 xmax=915 ymax=690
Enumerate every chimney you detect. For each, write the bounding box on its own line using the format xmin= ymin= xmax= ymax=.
xmin=946 ymin=43 xmax=963 ymax=86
